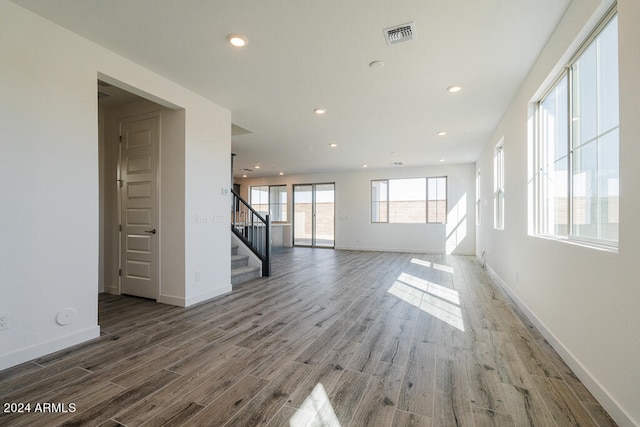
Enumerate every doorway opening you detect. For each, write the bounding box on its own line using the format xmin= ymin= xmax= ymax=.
xmin=98 ymin=80 xmax=164 ymax=300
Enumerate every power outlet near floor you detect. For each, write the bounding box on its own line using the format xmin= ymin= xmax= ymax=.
xmin=0 ymin=312 xmax=10 ymax=330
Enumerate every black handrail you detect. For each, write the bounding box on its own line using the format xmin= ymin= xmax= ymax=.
xmin=231 ymin=189 xmax=271 ymax=277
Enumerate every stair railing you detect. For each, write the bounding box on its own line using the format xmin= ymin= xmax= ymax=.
xmin=231 ymin=189 xmax=271 ymax=277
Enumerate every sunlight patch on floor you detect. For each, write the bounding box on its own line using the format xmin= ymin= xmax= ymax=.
xmin=289 ymin=383 xmax=341 ymax=426
xmin=410 ymin=258 xmax=454 ymax=275
xmin=389 ymin=272 xmax=464 ymax=331
xmin=410 ymin=258 xmax=432 ymax=268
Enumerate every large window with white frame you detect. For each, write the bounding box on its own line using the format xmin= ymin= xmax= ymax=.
xmin=534 ymin=7 xmax=618 ymax=247
xmin=250 ymin=185 xmax=288 ymax=222
xmin=371 ymin=177 xmax=447 ymax=224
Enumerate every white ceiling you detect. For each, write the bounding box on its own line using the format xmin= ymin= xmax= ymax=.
xmin=15 ymin=0 xmax=571 ymax=178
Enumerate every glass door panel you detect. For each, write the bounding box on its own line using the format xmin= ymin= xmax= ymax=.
xmin=293 ymin=183 xmax=335 ymax=247
xmin=293 ymin=185 xmax=313 ymax=246
xmin=314 ymin=183 xmax=335 ymax=247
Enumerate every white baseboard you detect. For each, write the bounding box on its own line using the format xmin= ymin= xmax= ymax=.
xmin=156 ymin=294 xmax=185 ymax=307
xmin=104 ymin=285 xmax=120 ymax=295
xmin=335 ymin=245 xmax=475 ymax=256
xmin=185 ymin=284 xmax=232 ymax=307
xmin=0 ymin=326 xmax=100 ymax=371
xmin=158 ymin=284 xmax=232 ymax=307
xmin=483 ymin=260 xmax=637 ymax=427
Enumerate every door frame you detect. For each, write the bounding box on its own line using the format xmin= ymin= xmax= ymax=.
xmin=292 ymin=182 xmax=335 ymax=248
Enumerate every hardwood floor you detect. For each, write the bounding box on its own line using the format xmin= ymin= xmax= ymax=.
xmin=0 ymin=249 xmax=616 ymax=426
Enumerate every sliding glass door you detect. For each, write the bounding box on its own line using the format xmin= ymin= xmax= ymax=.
xmin=293 ymin=183 xmax=335 ymax=247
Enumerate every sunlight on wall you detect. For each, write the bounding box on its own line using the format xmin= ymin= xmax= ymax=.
xmin=446 ymin=193 xmax=467 ymax=254
xmin=388 ymin=272 xmax=464 ymax=331
xmin=289 ymin=383 xmax=341 ymax=426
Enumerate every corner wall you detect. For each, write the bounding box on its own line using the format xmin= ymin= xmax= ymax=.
xmin=475 ymin=0 xmax=640 ymax=424
xmin=0 ymin=2 xmax=231 ymax=370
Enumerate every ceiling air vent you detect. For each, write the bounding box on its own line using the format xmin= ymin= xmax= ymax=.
xmin=241 ymin=168 xmax=254 ymax=172
xmin=383 ymin=22 xmax=416 ymax=45
xmin=391 ymin=161 xmax=404 ymax=166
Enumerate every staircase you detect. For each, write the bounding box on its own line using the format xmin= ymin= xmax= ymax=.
xmin=230 ymin=188 xmax=272 ymax=283
xmin=231 ymin=243 xmax=261 ymax=285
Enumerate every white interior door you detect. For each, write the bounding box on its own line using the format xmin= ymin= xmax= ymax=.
xmin=119 ymin=115 xmax=159 ymax=299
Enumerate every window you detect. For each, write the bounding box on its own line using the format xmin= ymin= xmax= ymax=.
xmin=250 ymin=186 xmax=269 ymax=215
xmin=534 ymin=9 xmax=618 ymax=247
xmin=371 ymin=180 xmax=388 ymax=222
xmin=428 ymin=177 xmax=447 ymax=223
xmin=250 ymin=185 xmax=288 ymax=221
xmin=269 ymin=186 xmax=288 ymax=222
xmin=494 ymin=140 xmax=505 ymax=229
xmin=371 ymin=177 xmax=447 ymax=224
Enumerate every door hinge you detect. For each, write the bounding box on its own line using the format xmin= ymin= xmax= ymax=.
xmin=119 ymin=135 xmax=122 ymax=142
xmin=119 ymin=224 xmax=122 ymax=232
xmin=118 ymin=268 xmax=122 ymax=276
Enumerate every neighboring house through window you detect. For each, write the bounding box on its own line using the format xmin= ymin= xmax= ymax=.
xmin=534 ymin=7 xmax=618 ymax=248
xmin=371 ymin=177 xmax=447 ymax=224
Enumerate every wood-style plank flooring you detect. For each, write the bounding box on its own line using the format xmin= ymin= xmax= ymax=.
xmin=0 ymin=249 xmax=617 ymax=426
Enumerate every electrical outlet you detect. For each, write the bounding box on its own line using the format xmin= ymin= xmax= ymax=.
xmin=0 ymin=313 xmax=10 ymax=330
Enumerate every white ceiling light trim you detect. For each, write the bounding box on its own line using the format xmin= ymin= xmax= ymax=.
xmin=227 ymin=33 xmax=248 ymax=47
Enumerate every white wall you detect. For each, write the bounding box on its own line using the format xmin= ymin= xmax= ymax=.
xmin=475 ymin=0 xmax=640 ymax=425
xmin=0 ymin=2 xmax=231 ymax=370
xmin=239 ymin=163 xmax=476 ymax=255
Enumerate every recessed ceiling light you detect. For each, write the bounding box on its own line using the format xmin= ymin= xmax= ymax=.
xmin=279 ymin=172 xmax=284 ymax=176
xmin=362 ymin=164 xmax=368 ymax=168
xmin=437 ymin=131 xmax=447 ymax=136
xmin=227 ymin=34 xmax=248 ymax=47
xmin=329 ymin=143 xmax=338 ymax=148
xmin=439 ymin=159 xmax=445 ymax=162
xmin=369 ymin=60 xmax=384 ymax=69
xmin=242 ymin=174 xmax=247 ymax=178
xmin=254 ymin=164 xmax=260 ymax=169
xmin=314 ymin=108 xmax=326 ymax=115
xmin=447 ymin=85 xmax=462 ymax=93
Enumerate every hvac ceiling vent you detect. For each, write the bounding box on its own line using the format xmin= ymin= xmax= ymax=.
xmin=391 ymin=161 xmax=404 ymax=166
xmin=241 ymin=168 xmax=254 ymax=172
xmin=383 ymin=22 xmax=416 ymax=45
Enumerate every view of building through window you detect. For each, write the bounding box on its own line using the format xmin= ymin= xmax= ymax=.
xmin=535 ymin=11 xmax=618 ymax=246
xmin=371 ymin=177 xmax=447 ymax=224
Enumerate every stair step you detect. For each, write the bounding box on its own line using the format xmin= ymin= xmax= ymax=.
xmin=231 ymin=265 xmax=261 ymax=285
xmin=231 ymin=254 xmax=249 ymax=269
xmin=231 ymin=245 xmax=239 ymax=256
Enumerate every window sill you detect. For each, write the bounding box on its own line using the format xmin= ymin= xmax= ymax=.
xmin=530 ymin=234 xmax=618 ymax=254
